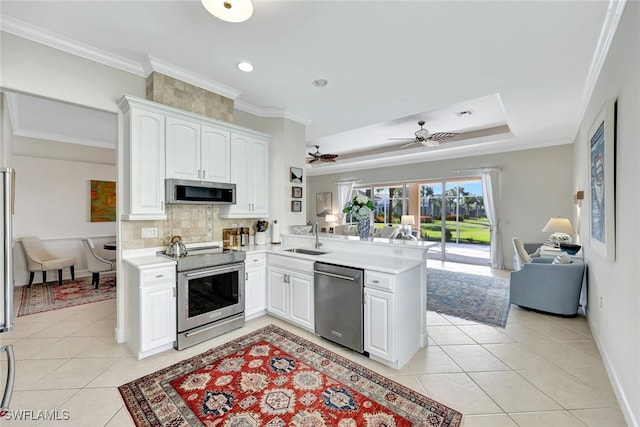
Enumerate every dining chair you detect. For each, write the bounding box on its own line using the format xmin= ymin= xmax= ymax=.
xmin=21 ymin=236 xmax=76 ymax=287
xmin=81 ymin=238 xmax=116 ymax=289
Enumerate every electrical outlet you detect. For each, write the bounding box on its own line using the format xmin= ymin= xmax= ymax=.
xmin=141 ymin=227 xmax=158 ymax=238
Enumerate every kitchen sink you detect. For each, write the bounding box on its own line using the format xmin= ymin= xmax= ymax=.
xmin=284 ymin=248 xmax=329 ymax=256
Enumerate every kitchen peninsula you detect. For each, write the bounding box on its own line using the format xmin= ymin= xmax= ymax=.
xmin=122 ymin=234 xmax=435 ymax=369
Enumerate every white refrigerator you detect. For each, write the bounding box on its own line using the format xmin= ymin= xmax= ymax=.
xmin=1 ymin=167 xmax=15 ymax=413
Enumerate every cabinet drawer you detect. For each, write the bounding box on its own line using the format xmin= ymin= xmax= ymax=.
xmin=246 ymin=253 xmax=266 ymax=268
xmin=365 ymin=270 xmax=394 ymax=292
xmin=141 ymin=267 xmax=175 ymax=286
xmin=268 ymin=254 xmax=314 ymax=273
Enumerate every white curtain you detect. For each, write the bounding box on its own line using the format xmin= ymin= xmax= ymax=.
xmin=481 ymin=167 xmax=504 ymax=269
xmin=336 ymin=181 xmax=354 ymax=224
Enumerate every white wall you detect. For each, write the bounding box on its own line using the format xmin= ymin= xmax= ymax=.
xmin=573 ymin=3 xmax=639 ymax=425
xmin=307 ymin=144 xmax=575 ymax=268
xmin=0 ymin=33 xmax=145 ymax=112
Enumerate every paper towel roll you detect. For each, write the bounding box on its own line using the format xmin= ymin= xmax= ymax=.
xmin=271 ymin=222 xmax=281 ymax=244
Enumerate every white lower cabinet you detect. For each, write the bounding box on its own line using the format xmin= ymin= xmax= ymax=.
xmin=363 ymin=267 xmax=422 ymax=368
xmin=245 ymin=253 xmax=266 ymax=319
xmin=125 ymin=262 xmax=176 ymax=359
xmin=266 ymin=255 xmax=314 ymax=331
xmin=363 ymin=287 xmax=394 ymax=361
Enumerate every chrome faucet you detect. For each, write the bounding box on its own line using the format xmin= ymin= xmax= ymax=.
xmin=314 ymin=222 xmax=322 ymax=249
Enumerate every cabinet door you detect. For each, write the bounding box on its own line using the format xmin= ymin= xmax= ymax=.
xmin=245 ymin=266 xmax=266 ymax=317
xmin=289 ymin=272 xmax=314 ymax=330
xmin=166 ymin=116 xmax=200 ymax=180
xmin=140 ymin=283 xmax=176 ymax=352
xmin=267 ymin=267 xmax=288 ymax=319
xmin=201 ymin=125 xmax=231 ymax=183
xmin=129 ymin=108 xmax=165 ymax=217
xmin=364 ymin=288 xmax=394 ymax=362
xmin=229 ymin=134 xmax=252 ymax=213
xmin=250 ymin=138 xmax=269 ymax=215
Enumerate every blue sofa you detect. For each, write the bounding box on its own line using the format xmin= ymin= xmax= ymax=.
xmin=510 ymin=258 xmax=586 ymax=316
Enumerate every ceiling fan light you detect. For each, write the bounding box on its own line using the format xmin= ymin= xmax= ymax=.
xmin=201 ymin=0 xmax=253 ymax=23
xmin=415 ymin=128 xmax=430 ymax=139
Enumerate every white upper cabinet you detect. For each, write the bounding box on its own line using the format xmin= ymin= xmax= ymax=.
xmin=119 ymin=95 xmax=269 ymax=220
xmin=219 ymin=134 xmax=269 ymax=218
xmin=166 ymin=116 xmax=231 ymax=183
xmin=119 ymin=96 xmax=166 ymax=220
xmin=201 ymin=125 xmax=231 ymax=183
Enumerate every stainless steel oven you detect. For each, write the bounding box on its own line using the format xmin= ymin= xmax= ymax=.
xmin=160 ymin=246 xmax=246 ymax=350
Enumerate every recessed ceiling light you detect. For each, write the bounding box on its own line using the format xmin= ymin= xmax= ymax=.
xmin=237 ymin=62 xmax=254 ymax=72
xmin=201 ymin=0 xmax=254 ymax=23
xmin=456 ymin=110 xmax=473 ymax=117
xmin=312 ymin=79 xmax=329 ymax=88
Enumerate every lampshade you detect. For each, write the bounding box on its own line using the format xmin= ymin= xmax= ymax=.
xmin=542 ymin=217 xmax=575 ymax=234
xmin=401 ymin=215 xmax=415 ymax=225
xmin=325 ymin=214 xmax=338 ymax=223
xmin=201 ymin=0 xmax=253 ymax=23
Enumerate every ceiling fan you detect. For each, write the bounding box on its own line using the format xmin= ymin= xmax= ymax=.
xmin=389 ymin=120 xmax=459 ymax=148
xmin=307 ymin=145 xmax=338 ymax=163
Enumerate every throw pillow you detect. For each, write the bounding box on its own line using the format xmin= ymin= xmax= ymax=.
xmin=552 ymin=252 xmax=572 ymax=264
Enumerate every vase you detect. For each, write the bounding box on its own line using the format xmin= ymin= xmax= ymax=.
xmin=357 ymin=218 xmax=370 ymax=240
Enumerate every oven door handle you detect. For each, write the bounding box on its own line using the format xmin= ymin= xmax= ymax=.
xmin=184 ymin=264 xmax=244 ymax=278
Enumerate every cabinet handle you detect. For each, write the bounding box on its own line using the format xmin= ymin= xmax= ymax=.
xmin=364 ymin=293 xmax=367 ymax=304
xmin=245 ymin=272 xmax=248 ymax=281
xmin=203 ymin=170 xmax=206 ymax=179
xmin=155 ymin=274 xmax=164 ymax=278
xmin=173 ymin=287 xmax=176 ymax=298
xmin=197 ymin=169 xmax=201 ymax=179
xmin=161 ymin=201 xmax=164 ymax=211
xmin=372 ymin=280 xmax=380 ymax=284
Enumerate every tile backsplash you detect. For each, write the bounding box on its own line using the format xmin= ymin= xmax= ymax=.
xmin=121 ymin=205 xmax=261 ymax=250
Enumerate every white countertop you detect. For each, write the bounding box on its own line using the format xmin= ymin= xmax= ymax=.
xmin=122 ymin=239 xmax=430 ymax=274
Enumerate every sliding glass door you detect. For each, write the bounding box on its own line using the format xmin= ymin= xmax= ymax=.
xmin=351 ymin=177 xmax=490 ymax=265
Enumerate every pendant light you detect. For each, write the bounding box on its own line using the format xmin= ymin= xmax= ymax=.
xmin=201 ymin=0 xmax=253 ymax=23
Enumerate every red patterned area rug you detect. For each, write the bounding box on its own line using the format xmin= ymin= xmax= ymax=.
xmin=17 ymin=275 xmax=116 ymax=316
xmin=119 ymin=325 xmax=463 ymax=426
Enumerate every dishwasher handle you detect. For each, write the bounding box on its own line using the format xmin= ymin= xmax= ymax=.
xmin=314 ymin=270 xmax=356 ymax=281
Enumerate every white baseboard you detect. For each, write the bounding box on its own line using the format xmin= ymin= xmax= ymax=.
xmin=587 ymin=314 xmax=639 ymax=427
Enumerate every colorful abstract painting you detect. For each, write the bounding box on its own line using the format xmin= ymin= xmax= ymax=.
xmin=91 ymin=180 xmax=116 ymax=222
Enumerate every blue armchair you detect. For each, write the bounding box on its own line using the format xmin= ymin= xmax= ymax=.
xmin=510 ymin=259 xmax=586 ymax=316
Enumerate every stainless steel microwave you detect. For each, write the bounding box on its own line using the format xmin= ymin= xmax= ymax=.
xmin=166 ymin=179 xmax=236 ymax=205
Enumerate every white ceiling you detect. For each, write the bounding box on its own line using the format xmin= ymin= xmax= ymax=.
xmin=0 ymin=1 xmax=620 ymax=174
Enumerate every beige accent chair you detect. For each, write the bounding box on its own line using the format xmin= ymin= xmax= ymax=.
xmin=82 ymin=238 xmax=116 ymax=289
xmin=21 ymin=236 xmax=76 ymax=287
xmin=374 ymin=225 xmax=402 ymax=239
xmin=512 ymin=237 xmax=543 ymax=270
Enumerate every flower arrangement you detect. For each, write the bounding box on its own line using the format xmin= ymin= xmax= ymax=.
xmin=343 ymin=194 xmax=375 ymax=221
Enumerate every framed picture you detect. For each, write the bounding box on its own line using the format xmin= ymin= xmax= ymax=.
xmin=291 ymin=200 xmax=302 ymax=212
xmin=290 ymin=167 xmax=303 ymax=183
xmin=291 ymin=186 xmax=302 ymax=198
xmin=90 ymin=180 xmax=116 ymax=222
xmin=316 ymin=191 xmax=332 ymax=217
xmin=588 ymin=98 xmax=616 ymax=261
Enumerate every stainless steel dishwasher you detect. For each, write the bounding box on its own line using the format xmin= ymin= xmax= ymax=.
xmin=314 ymin=262 xmax=366 ymax=354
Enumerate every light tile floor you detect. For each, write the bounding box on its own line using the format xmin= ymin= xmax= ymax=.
xmin=0 ymin=262 xmax=628 ymax=426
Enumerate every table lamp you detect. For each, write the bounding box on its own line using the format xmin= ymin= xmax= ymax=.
xmin=401 ymin=215 xmax=415 ymax=235
xmin=325 ymin=214 xmax=338 ymax=233
xmin=542 ymin=217 xmax=575 ymax=246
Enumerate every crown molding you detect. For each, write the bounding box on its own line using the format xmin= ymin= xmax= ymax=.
xmin=1 ymin=15 xmax=310 ymax=125
xmin=577 ymin=0 xmax=627 ymax=125
xmin=0 ymin=15 xmax=146 ymax=76
xmin=142 ymin=56 xmax=242 ymax=100
xmin=234 ymin=100 xmax=311 ymax=126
